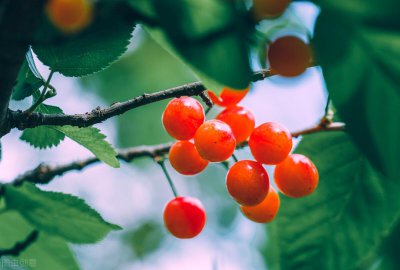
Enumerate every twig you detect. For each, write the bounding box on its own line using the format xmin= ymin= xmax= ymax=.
xmin=5 ymin=69 xmax=277 ymax=135
xmin=10 ymin=122 xmax=345 ymax=186
xmin=0 ymin=230 xmax=39 ymax=258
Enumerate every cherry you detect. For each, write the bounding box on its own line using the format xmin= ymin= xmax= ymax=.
xmin=163 ymin=196 xmax=206 ymax=239
xmin=249 ymin=122 xmax=292 ymax=165
xmin=267 ymin=36 xmax=312 ymax=77
xmin=241 ymin=186 xmax=280 ymax=223
xmin=251 ymin=0 xmax=291 ymax=21
xmin=226 ymin=160 xmax=269 ymax=206
xmin=46 ymin=0 xmax=93 ymax=34
xmin=208 ymin=86 xmax=249 ymax=107
xmin=216 ymin=106 xmax=255 ymax=144
xmin=274 ymin=154 xmax=319 ymax=198
xmin=169 ymin=140 xmax=208 ymax=175
xmin=162 ymin=97 xmax=205 ymax=140
xmin=194 ymin=120 xmax=236 ymax=162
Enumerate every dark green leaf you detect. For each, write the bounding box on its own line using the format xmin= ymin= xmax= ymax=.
xmin=263 ymin=132 xmax=400 ymax=270
xmin=33 ymin=2 xmax=135 ymax=77
xmin=4 ymin=183 xmax=121 ymax=244
xmin=0 ymin=211 xmax=79 ymax=270
xmin=12 ymin=60 xmax=43 ymax=100
xmin=314 ymin=10 xmax=400 ymax=179
xmin=150 ymin=0 xmax=252 ymax=89
xmin=51 ymin=126 xmax=120 ymax=168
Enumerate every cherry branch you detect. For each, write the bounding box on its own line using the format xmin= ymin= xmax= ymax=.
xmin=10 ymin=122 xmax=344 ymax=186
xmin=4 ymin=69 xmax=274 ymax=136
xmin=0 ymin=230 xmax=39 ymax=258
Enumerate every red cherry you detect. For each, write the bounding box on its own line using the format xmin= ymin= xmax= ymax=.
xmin=162 ymin=97 xmax=205 ymax=140
xmin=249 ymin=122 xmax=292 ymax=165
xmin=241 ymin=186 xmax=280 ymax=223
xmin=274 ymin=154 xmax=319 ymax=198
xmin=194 ymin=120 xmax=236 ymax=162
xmin=268 ymin=36 xmax=312 ymax=77
xmin=226 ymin=160 xmax=270 ymax=206
xmin=216 ymin=106 xmax=255 ymax=143
xmin=163 ymin=196 xmax=206 ymax=239
xmin=208 ymin=86 xmax=249 ymax=107
xmin=251 ymin=0 xmax=291 ymax=21
xmin=169 ymin=141 xmax=208 ymax=175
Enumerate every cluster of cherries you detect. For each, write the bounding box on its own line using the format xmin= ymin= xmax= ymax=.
xmin=161 ymin=85 xmax=318 ymax=239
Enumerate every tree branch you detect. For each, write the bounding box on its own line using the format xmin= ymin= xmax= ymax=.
xmin=0 ymin=0 xmax=45 ymax=136
xmin=4 ymin=69 xmax=276 ymax=136
xmin=0 ymin=230 xmax=39 ymax=258
xmin=11 ymin=122 xmax=344 ymax=186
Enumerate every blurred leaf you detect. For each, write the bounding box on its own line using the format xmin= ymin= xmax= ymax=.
xmin=4 ymin=183 xmax=121 ymax=244
xmin=314 ymin=10 xmax=400 ymax=180
xmin=151 ymin=0 xmax=252 ymax=89
xmin=51 ymin=126 xmax=119 ymax=168
xmin=33 ymin=2 xmax=135 ymax=77
xmin=12 ymin=60 xmax=43 ymax=101
xmin=80 ymin=31 xmax=196 ymax=147
xmin=125 ymin=0 xmax=157 ymax=19
xmin=0 ymin=211 xmax=79 ymax=270
xmin=20 ymin=104 xmax=65 ymax=149
xmin=263 ymin=132 xmax=400 ymax=270
xmin=124 ymin=221 xmax=165 ymax=259
xmin=315 ymin=0 xmax=400 ymax=24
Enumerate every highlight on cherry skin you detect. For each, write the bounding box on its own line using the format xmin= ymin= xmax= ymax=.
xmin=46 ymin=0 xmax=93 ymax=34
xmin=162 ymin=96 xmax=205 ymax=140
xmin=169 ymin=140 xmax=208 ymax=176
xmin=249 ymin=122 xmax=293 ymax=165
xmin=267 ymin=35 xmax=312 ymax=77
xmin=163 ymin=196 xmax=206 ymax=239
xmin=208 ymin=86 xmax=250 ymax=107
xmin=241 ymin=186 xmax=280 ymax=223
xmin=274 ymin=154 xmax=319 ymax=198
xmin=216 ymin=106 xmax=255 ymax=144
xmin=226 ymin=160 xmax=270 ymax=206
xmin=194 ymin=119 xmax=236 ymax=162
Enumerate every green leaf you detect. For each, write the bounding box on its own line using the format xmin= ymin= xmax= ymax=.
xmin=263 ymin=132 xmax=400 ymax=270
xmin=4 ymin=183 xmax=121 ymax=244
xmin=125 ymin=0 xmax=157 ymax=20
xmin=20 ymin=104 xmax=65 ymax=149
xmin=313 ymin=10 xmax=400 ymax=180
xmin=51 ymin=126 xmax=120 ymax=168
xmin=20 ymin=127 xmax=65 ymax=149
xmin=150 ymin=0 xmax=252 ymax=89
xmin=33 ymin=2 xmax=135 ymax=77
xmin=0 ymin=211 xmax=79 ymax=270
xmin=12 ymin=60 xmax=43 ymax=100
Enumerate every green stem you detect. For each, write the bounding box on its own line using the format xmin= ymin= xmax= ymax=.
xmin=232 ymin=153 xmax=239 ymax=162
xmin=157 ymin=160 xmax=178 ymax=197
xmin=24 ymin=70 xmax=55 ymax=114
xmin=324 ymin=94 xmax=331 ymax=117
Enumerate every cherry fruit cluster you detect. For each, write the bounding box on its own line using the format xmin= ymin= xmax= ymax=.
xmin=161 ymin=87 xmax=318 ymax=239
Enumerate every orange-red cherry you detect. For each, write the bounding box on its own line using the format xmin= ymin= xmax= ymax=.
xmin=268 ymin=36 xmax=312 ymax=77
xmin=194 ymin=120 xmax=236 ymax=162
xmin=208 ymin=86 xmax=249 ymax=107
xmin=46 ymin=0 xmax=93 ymax=34
xmin=169 ymin=141 xmax=208 ymax=175
xmin=249 ymin=122 xmax=292 ymax=165
xmin=226 ymin=160 xmax=269 ymax=206
xmin=216 ymin=106 xmax=255 ymax=144
xmin=162 ymin=97 xmax=205 ymax=140
xmin=274 ymin=154 xmax=319 ymax=198
xmin=251 ymin=0 xmax=291 ymax=21
xmin=241 ymin=186 xmax=280 ymax=223
xmin=163 ymin=196 xmax=206 ymax=239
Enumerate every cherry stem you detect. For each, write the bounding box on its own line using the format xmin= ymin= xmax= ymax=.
xmin=232 ymin=153 xmax=239 ymax=163
xmin=157 ymin=160 xmax=178 ymax=198
xmin=24 ymin=70 xmax=55 ymax=115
